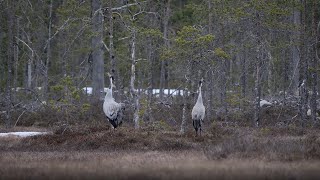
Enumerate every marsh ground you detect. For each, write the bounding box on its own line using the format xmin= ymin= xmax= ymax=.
xmin=1 ymin=124 xmax=320 ymax=179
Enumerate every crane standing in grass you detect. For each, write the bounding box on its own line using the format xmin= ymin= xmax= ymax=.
xmin=191 ymin=78 xmax=205 ymax=136
xmin=103 ymin=73 xmax=124 ymax=129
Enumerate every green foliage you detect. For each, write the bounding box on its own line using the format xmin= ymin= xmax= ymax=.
xmin=175 ymin=26 xmax=214 ymax=50
xmin=226 ymin=91 xmax=240 ymax=107
xmin=81 ymin=103 xmax=91 ymax=112
xmin=50 ymin=76 xmax=81 ymax=102
xmin=139 ymin=27 xmax=162 ymax=38
xmin=260 ymin=127 xmax=271 ymax=135
xmin=151 ymin=120 xmax=172 ymax=131
xmin=160 ymin=48 xmax=177 ymax=61
xmin=214 ymin=48 xmax=230 ymax=59
xmin=139 ymin=98 xmax=147 ymax=118
xmin=51 ymin=85 xmax=64 ymax=93
xmin=171 ymin=3 xmax=199 ymax=27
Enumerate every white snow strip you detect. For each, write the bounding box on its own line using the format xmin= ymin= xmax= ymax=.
xmin=307 ymin=109 xmax=311 ymax=116
xmin=82 ymin=87 xmax=110 ymax=95
xmin=82 ymin=87 xmax=188 ymax=96
xmin=260 ymin=100 xmax=272 ymax=107
xmin=0 ymin=132 xmax=48 ymax=138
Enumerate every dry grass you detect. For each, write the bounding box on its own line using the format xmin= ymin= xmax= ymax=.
xmin=1 ymin=151 xmax=320 ymax=180
xmin=1 ymin=123 xmax=320 ymax=179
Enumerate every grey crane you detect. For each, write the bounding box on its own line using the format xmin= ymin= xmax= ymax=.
xmin=103 ymin=73 xmax=124 ymax=129
xmin=191 ymin=78 xmax=205 ymax=136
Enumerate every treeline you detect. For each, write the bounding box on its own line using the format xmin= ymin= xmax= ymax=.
xmin=0 ymin=0 xmax=319 ymax=129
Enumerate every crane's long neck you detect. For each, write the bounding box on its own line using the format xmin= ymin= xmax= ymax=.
xmin=197 ymin=83 xmax=203 ymax=104
xmin=105 ymin=77 xmax=113 ymax=100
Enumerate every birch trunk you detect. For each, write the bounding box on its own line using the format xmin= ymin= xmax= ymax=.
xmin=130 ymin=30 xmax=140 ymax=129
xmin=180 ymin=65 xmax=191 ymax=133
xmin=180 ymin=87 xmax=188 ymax=133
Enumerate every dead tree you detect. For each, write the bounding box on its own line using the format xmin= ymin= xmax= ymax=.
xmin=91 ymin=0 xmax=105 ymax=100
xmin=130 ymin=30 xmax=140 ymax=129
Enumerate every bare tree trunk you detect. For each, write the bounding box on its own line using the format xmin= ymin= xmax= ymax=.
xmin=240 ymin=49 xmax=247 ymax=107
xmin=180 ymin=65 xmax=191 ymax=133
xmin=0 ymin=20 xmax=3 ymax=90
xmin=44 ymin=0 xmax=53 ymax=100
xmin=282 ymin=49 xmax=289 ymax=104
xmin=130 ymin=30 xmax=140 ymax=129
xmin=205 ymin=70 xmax=212 ymax=122
xmin=13 ymin=17 xmax=20 ymax=101
xmin=254 ymin=12 xmax=262 ymax=127
xmin=180 ymin=87 xmax=188 ymax=133
xmin=108 ymin=0 xmax=121 ymax=100
xmin=5 ymin=2 xmax=14 ymax=128
xmin=146 ymin=38 xmax=154 ymax=122
xmin=267 ymin=45 xmax=273 ymax=95
xmin=310 ymin=0 xmax=318 ymax=123
xmin=299 ymin=0 xmax=308 ymax=126
xmin=91 ymin=0 xmax=105 ymax=100
xmin=206 ymin=0 xmax=213 ymax=122
xmin=290 ymin=3 xmax=301 ymax=95
xmin=20 ymin=27 xmax=33 ymax=89
xmin=254 ymin=57 xmax=262 ymax=127
xmin=220 ymin=58 xmax=227 ymax=117
xmin=208 ymin=0 xmax=213 ymax=34
xmin=160 ymin=0 xmax=171 ymax=99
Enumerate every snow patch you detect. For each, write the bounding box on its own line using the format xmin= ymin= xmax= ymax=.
xmin=260 ymin=100 xmax=272 ymax=107
xmin=82 ymin=87 xmax=110 ymax=95
xmin=82 ymin=87 xmax=188 ymax=96
xmin=307 ymin=109 xmax=311 ymax=116
xmin=0 ymin=132 xmax=48 ymax=138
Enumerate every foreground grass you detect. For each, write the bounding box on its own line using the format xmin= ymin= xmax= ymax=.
xmin=0 ymin=124 xmax=320 ymax=179
xmin=1 ymin=150 xmax=320 ymax=180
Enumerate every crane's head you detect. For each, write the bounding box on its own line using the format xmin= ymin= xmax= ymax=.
xmin=107 ymin=72 xmax=114 ymax=80
xmin=199 ymin=78 xmax=204 ymax=86
xmin=107 ymin=72 xmax=116 ymax=89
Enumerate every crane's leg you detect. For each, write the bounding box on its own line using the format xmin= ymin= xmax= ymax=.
xmin=199 ymin=119 xmax=202 ymax=136
xmin=193 ymin=120 xmax=198 ymax=136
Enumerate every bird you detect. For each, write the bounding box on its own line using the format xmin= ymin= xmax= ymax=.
xmin=191 ymin=78 xmax=205 ymax=136
xmin=103 ymin=73 xmax=124 ymax=129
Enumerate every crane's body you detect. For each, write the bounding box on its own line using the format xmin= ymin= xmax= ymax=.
xmin=103 ymin=74 xmax=123 ymax=129
xmin=191 ymin=79 xmax=205 ymax=136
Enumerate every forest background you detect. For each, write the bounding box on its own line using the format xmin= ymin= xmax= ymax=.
xmin=0 ymin=0 xmax=320 ymax=130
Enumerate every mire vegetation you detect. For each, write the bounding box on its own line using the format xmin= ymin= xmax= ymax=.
xmin=1 ymin=106 xmax=320 ymax=179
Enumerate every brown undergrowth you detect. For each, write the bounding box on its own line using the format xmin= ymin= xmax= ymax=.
xmin=1 ymin=123 xmax=320 ymax=161
xmin=1 ymin=123 xmax=320 ymax=179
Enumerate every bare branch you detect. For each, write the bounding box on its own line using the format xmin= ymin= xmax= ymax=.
xmin=111 ymin=1 xmax=146 ymax=11
xmin=102 ymin=41 xmax=110 ymax=52
xmin=317 ymin=21 xmax=320 ymax=61
xmin=15 ymin=36 xmax=34 ymax=57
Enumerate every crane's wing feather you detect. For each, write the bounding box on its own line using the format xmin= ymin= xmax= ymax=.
xmin=191 ymin=104 xmax=205 ymax=120
xmin=103 ymin=100 xmax=121 ymax=120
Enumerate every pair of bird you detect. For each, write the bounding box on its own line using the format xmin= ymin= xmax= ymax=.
xmin=103 ymin=74 xmax=205 ymax=136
